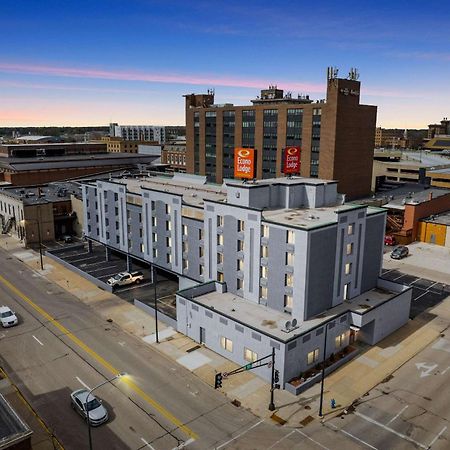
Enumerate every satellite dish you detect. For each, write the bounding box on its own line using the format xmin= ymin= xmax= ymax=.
xmin=284 ymin=320 xmax=292 ymax=330
xmin=292 ymin=319 xmax=298 ymax=328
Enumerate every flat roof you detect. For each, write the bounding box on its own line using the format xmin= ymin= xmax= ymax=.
xmin=0 ymin=142 xmax=105 ymax=147
xmin=422 ymin=211 xmax=450 ymax=226
xmin=0 ymin=394 xmax=32 ymax=445
xmin=375 ymin=150 xmax=450 ymax=168
xmin=187 ymin=283 xmax=402 ymax=342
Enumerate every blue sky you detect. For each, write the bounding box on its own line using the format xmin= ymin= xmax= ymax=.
xmin=1 ymin=0 xmax=449 ymax=127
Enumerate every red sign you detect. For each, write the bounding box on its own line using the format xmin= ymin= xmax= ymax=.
xmin=234 ymin=148 xmax=256 ymax=179
xmin=283 ymin=146 xmax=301 ymax=174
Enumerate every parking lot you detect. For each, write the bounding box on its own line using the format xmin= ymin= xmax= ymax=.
xmin=381 ymin=268 xmax=450 ymax=318
xmin=47 ymin=242 xmax=178 ymax=318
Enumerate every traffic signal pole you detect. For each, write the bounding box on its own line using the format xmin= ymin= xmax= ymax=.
xmin=269 ymin=347 xmax=276 ymax=411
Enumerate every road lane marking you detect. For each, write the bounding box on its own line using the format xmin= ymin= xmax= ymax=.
xmin=216 ymin=420 xmax=264 ymax=449
xmin=354 ymin=411 xmax=427 ymax=449
xmin=32 ymin=335 xmax=44 ymax=346
xmin=172 ymin=438 xmax=195 ymax=449
xmin=428 ymin=426 xmax=447 ymax=448
xmin=387 ymin=405 xmax=408 ymax=425
xmin=76 ymin=377 xmax=91 ymax=390
xmin=296 ymin=430 xmax=331 ymax=449
xmin=267 ymin=431 xmax=295 ymax=449
xmin=0 ymin=273 xmax=197 ymax=441
xmin=141 ymin=437 xmax=156 ymax=449
xmin=328 ymin=423 xmax=378 ymax=450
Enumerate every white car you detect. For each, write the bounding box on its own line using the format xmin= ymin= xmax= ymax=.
xmin=0 ymin=306 xmax=18 ymax=328
xmin=107 ymin=271 xmax=144 ymax=288
xmin=70 ymin=389 xmax=109 ymax=426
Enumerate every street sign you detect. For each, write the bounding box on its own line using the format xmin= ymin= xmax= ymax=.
xmin=245 ymin=363 xmax=252 ymax=370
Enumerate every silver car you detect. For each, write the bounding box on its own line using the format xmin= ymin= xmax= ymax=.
xmin=70 ymin=389 xmax=109 ymax=426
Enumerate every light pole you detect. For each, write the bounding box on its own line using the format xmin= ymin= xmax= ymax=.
xmin=20 ymin=218 xmax=44 ymax=270
xmin=85 ymin=372 xmax=126 ymax=450
xmin=318 ymin=322 xmax=330 ymax=417
xmin=153 ymin=265 xmax=159 ymax=343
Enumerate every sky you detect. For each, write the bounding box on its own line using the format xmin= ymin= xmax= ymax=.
xmin=1 ymin=0 xmax=449 ymax=128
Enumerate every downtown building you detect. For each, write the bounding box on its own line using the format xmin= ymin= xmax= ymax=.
xmin=82 ymin=173 xmax=411 ymax=390
xmin=109 ymin=123 xmax=185 ymax=144
xmin=185 ymin=69 xmax=377 ymax=199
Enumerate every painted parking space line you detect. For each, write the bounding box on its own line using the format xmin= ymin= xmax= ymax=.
xmin=141 ymin=437 xmax=156 ymax=449
xmin=387 ymin=405 xmax=408 ymax=425
xmin=354 ymin=411 xmax=427 ymax=449
xmin=76 ymin=376 xmax=91 ymax=390
xmin=428 ymin=426 xmax=447 ymax=448
xmin=172 ymin=438 xmax=195 ymax=449
xmin=328 ymin=423 xmax=378 ymax=450
xmin=32 ymin=335 xmax=44 ymax=346
xmin=0 ymin=273 xmax=197 ymax=441
xmin=296 ymin=430 xmax=331 ymax=450
xmin=267 ymin=430 xmax=295 ymax=449
xmin=215 ymin=420 xmax=264 ymax=449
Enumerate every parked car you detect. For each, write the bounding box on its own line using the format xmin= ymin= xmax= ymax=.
xmin=62 ymin=235 xmax=73 ymax=243
xmin=390 ymin=245 xmax=409 ymax=259
xmin=384 ymin=235 xmax=396 ymax=246
xmin=0 ymin=306 xmax=18 ymax=328
xmin=107 ymin=271 xmax=144 ymax=288
xmin=70 ymin=389 xmax=108 ymax=426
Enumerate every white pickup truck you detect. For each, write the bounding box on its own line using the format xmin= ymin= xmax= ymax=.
xmin=107 ymin=271 xmax=144 ymax=288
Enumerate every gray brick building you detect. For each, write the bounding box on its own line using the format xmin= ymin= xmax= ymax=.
xmin=82 ymin=173 xmax=411 ymax=389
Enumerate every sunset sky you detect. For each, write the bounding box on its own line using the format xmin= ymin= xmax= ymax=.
xmin=1 ymin=0 xmax=449 ymax=128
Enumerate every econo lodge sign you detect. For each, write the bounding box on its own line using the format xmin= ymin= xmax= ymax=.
xmin=234 ymin=148 xmax=256 ymax=179
xmin=283 ymin=146 xmax=301 ymax=174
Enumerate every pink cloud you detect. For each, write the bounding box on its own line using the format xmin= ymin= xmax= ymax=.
xmin=0 ymin=62 xmax=325 ymax=93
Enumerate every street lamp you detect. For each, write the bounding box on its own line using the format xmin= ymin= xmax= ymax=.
xmin=153 ymin=265 xmax=159 ymax=343
xmin=85 ymin=372 xmax=126 ymax=450
xmin=19 ymin=218 xmax=44 ymax=270
xmin=318 ymin=322 xmax=330 ymax=417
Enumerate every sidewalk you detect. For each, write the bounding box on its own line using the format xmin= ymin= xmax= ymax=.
xmin=1 ymin=234 xmax=449 ymax=428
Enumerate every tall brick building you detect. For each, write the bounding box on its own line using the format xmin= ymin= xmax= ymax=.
xmin=185 ymin=69 xmax=377 ymax=199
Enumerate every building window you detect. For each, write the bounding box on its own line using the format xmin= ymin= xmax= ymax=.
xmin=344 ymin=282 xmax=350 ymax=299
xmin=345 ymin=263 xmax=352 ymax=275
xmin=260 ymin=286 xmax=268 ymax=299
xmin=217 ymin=271 xmax=224 ymax=282
xmin=217 ymin=234 xmax=224 ymax=246
xmin=152 ymin=216 xmax=157 ymax=227
xmin=166 ymin=221 xmax=172 ymax=231
xmin=307 ymin=349 xmax=319 ymax=365
xmin=182 ymin=241 xmax=188 ymax=252
xmin=166 ymin=236 xmax=172 ymax=247
xmin=182 ymin=224 xmax=188 ymax=235
xmin=244 ymin=348 xmax=258 ymax=362
xmin=199 ymin=229 xmax=204 ymax=240
xmin=153 ymin=248 xmax=158 ymax=258
xmin=261 ymin=245 xmax=268 ymax=258
xmin=261 ymin=266 xmax=268 ymax=279
xmin=238 ymin=220 xmax=245 ymax=232
xmin=237 ymin=240 xmax=244 ymax=251
xmin=217 ymin=215 xmax=223 ymax=227
xmin=287 ymin=230 xmax=295 ymax=244
xmin=335 ymin=332 xmax=346 ymax=348
xmin=199 ymin=246 xmax=204 ymax=257
xmin=348 ymin=224 xmax=354 ymax=235
xmin=237 ymin=278 xmax=244 ymax=290
xmin=140 ymin=243 xmax=145 ymax=253
xmin=199 ymin=265 xmax=204 ymax=275
xmin=220 ymin=336 xmax=233 ymax=352
xmin=346 ymin=243 xmax=353 ymax=255
xmin=151 ymin=201 xmax=156 ymax=210
xmin=167 ymin=253 xmax=172 ymax=264
xmin=237 ymin=259 xmax=244 ymax=271
xmin=166 ymin=204 xmax=171 ymax=214
xmin=284 ymin=295 xmax=293 ymax=309
xmin=152 ymin=232 xmax=157 ymax=242
xmin=285 ymin=273 xmax=293 ymax=287
xmin=286 ymin=252 xmax=294 ymax=266
xmin=261 ymin=225 xmax=269 ymax=238
xmin=217 ymin=253 xmax=224 ymax=264
xmin=183 ymin=259 xmax=189 ymax=270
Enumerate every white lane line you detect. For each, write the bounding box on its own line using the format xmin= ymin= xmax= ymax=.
xmin=76 ymin=377 xmax=91 ymax=390
xmin=141 ymin=437 xmax=156 ymax=449
xmin=354 ymin=411 xmax=427 ymax=449
xmin=428 ymin=426 xmax=447 ymax=448
xmin=32 ymin=335 xmax=44 ymax=346
xmin=328 ymin=423 xmax=378 ymax=450
xmin=387 ymin=405 xmax=408 ymax=425
xmin=172 ymin=437 xmax=195 ymax=449
xmin=414 ymin=291 xmax=429 ymax=302
xmin=267 ymin=430 xmax=296 ymax=449
xmin=296 ymin=430 xmax=331 ymax=450
xmin=216 ymin=420 xmax=264 ymax=449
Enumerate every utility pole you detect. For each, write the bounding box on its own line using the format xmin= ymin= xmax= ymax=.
xmin=269 ymin=347 xmax=276 ymax=411
xmin=318 ymin=323 xmax=329 ymax=417
xmin=36 ymin=217 xmax=44 ymax=271
xmin=153 ymin=265 xmax=159 ymax=343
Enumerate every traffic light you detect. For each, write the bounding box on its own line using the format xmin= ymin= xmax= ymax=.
xmin=274 ymin=370 xmax=279 ymax=384
xmin=214 ymin=372 xmax=223 ymax=389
